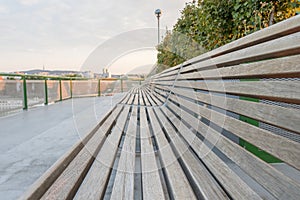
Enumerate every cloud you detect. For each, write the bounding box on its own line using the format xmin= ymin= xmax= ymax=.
xmin=19 ymin=0 xmax=41 ymax=6
xmin=0 ymin=5 xmax=9 ymax=14
xmin=0 ymin=0 xmax=190 ymax=72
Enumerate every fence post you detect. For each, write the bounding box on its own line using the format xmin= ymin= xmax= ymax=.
xmin=121 ymin=79 xmax=124 ymax=93
xmin=98 ymin=79 xmax=101 ymax=96
xmin=59 ymin=79 xmax=62 ymax=101
xmin=44 ymin=79 xmax=48 ymax=105
xmin=22 ymin=76 xmax=28 ymax=110
xmin=70 ymin=80 xmax=73 ymax=98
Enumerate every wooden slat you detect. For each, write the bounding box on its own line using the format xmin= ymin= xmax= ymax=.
xmin=125 ymin=93 xmax=135 ymax=105
xmin=162 ymin=92 xmax=300 ymax=199
xmin=153 ymin=107 xmax=229 ymax=199
xmin=147 ymin=108 xmax=197 ymax=199
xmin=155 ymin=54 xmax=300 ymax=81
xmin=157 ymin=31 xmax=300 ymax=78
xmin=140 ymin=107 xmax=166 ymax=199
xmin=154 ymin=80 xmax=300 ymax=104
xmin=120 ymin=93 xmax=131 ymax=104
xmin=156 ymin=85 xmax=300 ymax=134
xmin=145 ymin=88 xmax=162 ymax=106
xmin=142 ymin=89 xmax=154 ymax=106
xmin=139 ymin=89 xmax=145 ymax=106
xmin=188 ymin=16 xmax=300 ymax=63
xmin=150 ymin=91 xmax=164 ymax=105
xmin=149 ymin=106 xmax=261 ymax=199
xmin=110 ymin=106 xmax=138 ymax=199
xmin=133 ymin=91 xmax=139 ymax=105
xmin=40 ymin=105 xmax=123 ymax=200
xmin=141 ymin=89 xmax=151 ymax=106
xmin=74 ymin=106 xmax=130 ymax=199
xmin=154 ymin=88 xmax=300 ymax=170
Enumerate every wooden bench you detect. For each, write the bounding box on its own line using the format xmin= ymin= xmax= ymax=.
xmin=21 ymin=15 xmax=300 ymax=200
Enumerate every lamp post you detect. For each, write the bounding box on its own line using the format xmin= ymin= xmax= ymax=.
xmin=155 ymin=9 xmax=162 ymax=45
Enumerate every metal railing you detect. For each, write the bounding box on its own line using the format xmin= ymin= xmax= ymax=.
xmin=0 ymin=73 xmax=143 ymax=116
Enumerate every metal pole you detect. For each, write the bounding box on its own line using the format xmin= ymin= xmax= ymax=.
xmin=22 ymin=76 xmax=28 ymax=110
xmin=155 ymin=9 xmax=161 ymax=45
xmin=98 ymin=79 xmax=101 ymax=96
xmin=157 ymin=16 xmax=160 ymax=44
xmin=70 ymin=80 xmax=73 ymax=98
xmin=44 ymin=79 xmax=48 ymax=105
xmin=59 ymin=79 xmax=62 ymax=101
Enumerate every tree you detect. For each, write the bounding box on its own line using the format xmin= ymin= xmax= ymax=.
xmin=156 ymin=0 xmax=299 ymax=72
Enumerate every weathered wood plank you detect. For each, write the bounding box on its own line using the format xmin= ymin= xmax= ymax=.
xmin=156 ymin=85 xmax=300 ymax=134
xmin=155 ymin=16 xmax=300 ymax=77
xmin=139 ymin=89 xmax=145 ymax=106
xmin=141 ymin=89 xmax=151 ymax=106
xmin=150 ymin=106 xmax=261 ymax=199
xmin=74 ymin=106 xmax=130 ymax=199
xmin=154 ymin=88 xmax=300 ymax=170
xmin=140 ymin=107 xmax=166 ymax=200
xmin=147 ymin=108 xmax=197 ymax=199
xmin=142 ymin=89 xmax=154 ymax=106
xmin=110 ymin=106 xmax=138 ymax=200
xmin=164 ymin=93 xmax=300 ymax=199
xmin=120 ymin=93 xmax=132 ymax=104
xmin=133 ymin=91 xmax=139 ymax=105
xmin=40 ymin=105 xmax=124 ymax=200
xmin=156 ymin=31 xmax=300 ymax=78
xmin=154 ymin=80 xmax=300 ymax=104
xmin=154 ymin=107 xmax=230 ymax=199
xmin=125 ymin=93 xmax=136 ymax=105
xmin=144 ymin=88 xmax=162 ymax=106
xmin=155 ymin=54 xmax=300 ymax=81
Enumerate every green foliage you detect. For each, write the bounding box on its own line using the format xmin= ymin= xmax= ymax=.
xmin=6 ymin=77 xmax=16 ymax=80
xmin=156 ymin=0 xmax=299 ymax=72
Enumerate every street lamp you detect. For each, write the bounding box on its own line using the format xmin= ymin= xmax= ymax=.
xmin=155 ymin=9 xmax=162 ymax=45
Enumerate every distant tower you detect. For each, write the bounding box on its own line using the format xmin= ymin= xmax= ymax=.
xmin=102 ymin=68 xmax=111 ymax=78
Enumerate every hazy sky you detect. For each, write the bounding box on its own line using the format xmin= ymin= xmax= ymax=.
xmin=0 ymin=0 xmax=190 ymax=74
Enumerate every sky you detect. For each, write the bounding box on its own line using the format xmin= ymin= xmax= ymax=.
xmin=0 ymin=0 xmax=190 ymax=74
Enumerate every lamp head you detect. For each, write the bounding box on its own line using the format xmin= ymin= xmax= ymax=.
xmin=155 ymin=9 xmax=162 ymax=18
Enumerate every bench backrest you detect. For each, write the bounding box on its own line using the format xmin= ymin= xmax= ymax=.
xmin=146 ymin=15 xmax=300 ymax=199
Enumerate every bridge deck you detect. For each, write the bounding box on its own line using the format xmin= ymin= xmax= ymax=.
xmin=0 ymin=94 xmax=125 ymax=200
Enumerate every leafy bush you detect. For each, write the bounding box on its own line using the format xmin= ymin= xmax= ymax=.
xmin=156 ymin=0 xmax=299 ymax=71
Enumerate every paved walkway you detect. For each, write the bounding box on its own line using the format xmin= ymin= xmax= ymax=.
xmin=0 ymin=94 xmax=124 ymax=200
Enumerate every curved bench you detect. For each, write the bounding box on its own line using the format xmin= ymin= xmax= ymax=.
xmin=21 ymin=15 xmax=300 ymax=200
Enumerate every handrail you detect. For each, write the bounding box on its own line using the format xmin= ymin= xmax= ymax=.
xmin=0 ymin=73 xmax=144 ymax=81
xmin=0 ymin=73 xmax=144 ymax=113
xmin=0 ymin=73 xmax=88 ymax=80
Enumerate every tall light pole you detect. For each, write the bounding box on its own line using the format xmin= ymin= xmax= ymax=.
xmin=155 ymin=9 xmax=162 ymax=45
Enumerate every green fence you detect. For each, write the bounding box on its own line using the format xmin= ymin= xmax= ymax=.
xmin=0 ymin=73 xmax=142 ymax=116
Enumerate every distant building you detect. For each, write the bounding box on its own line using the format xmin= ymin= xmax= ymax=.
xmin=111 ymin=74 xmax=121 ymax=79
xmin=102 ymin=69 xmax=111 ymax=78
xmin=39 ymin=72 xmax=49 ymax=76
xmin=82 ymin=71 xmax=95 ymax=78
xmin=126 ymin=74 xmax=144 ymax=79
